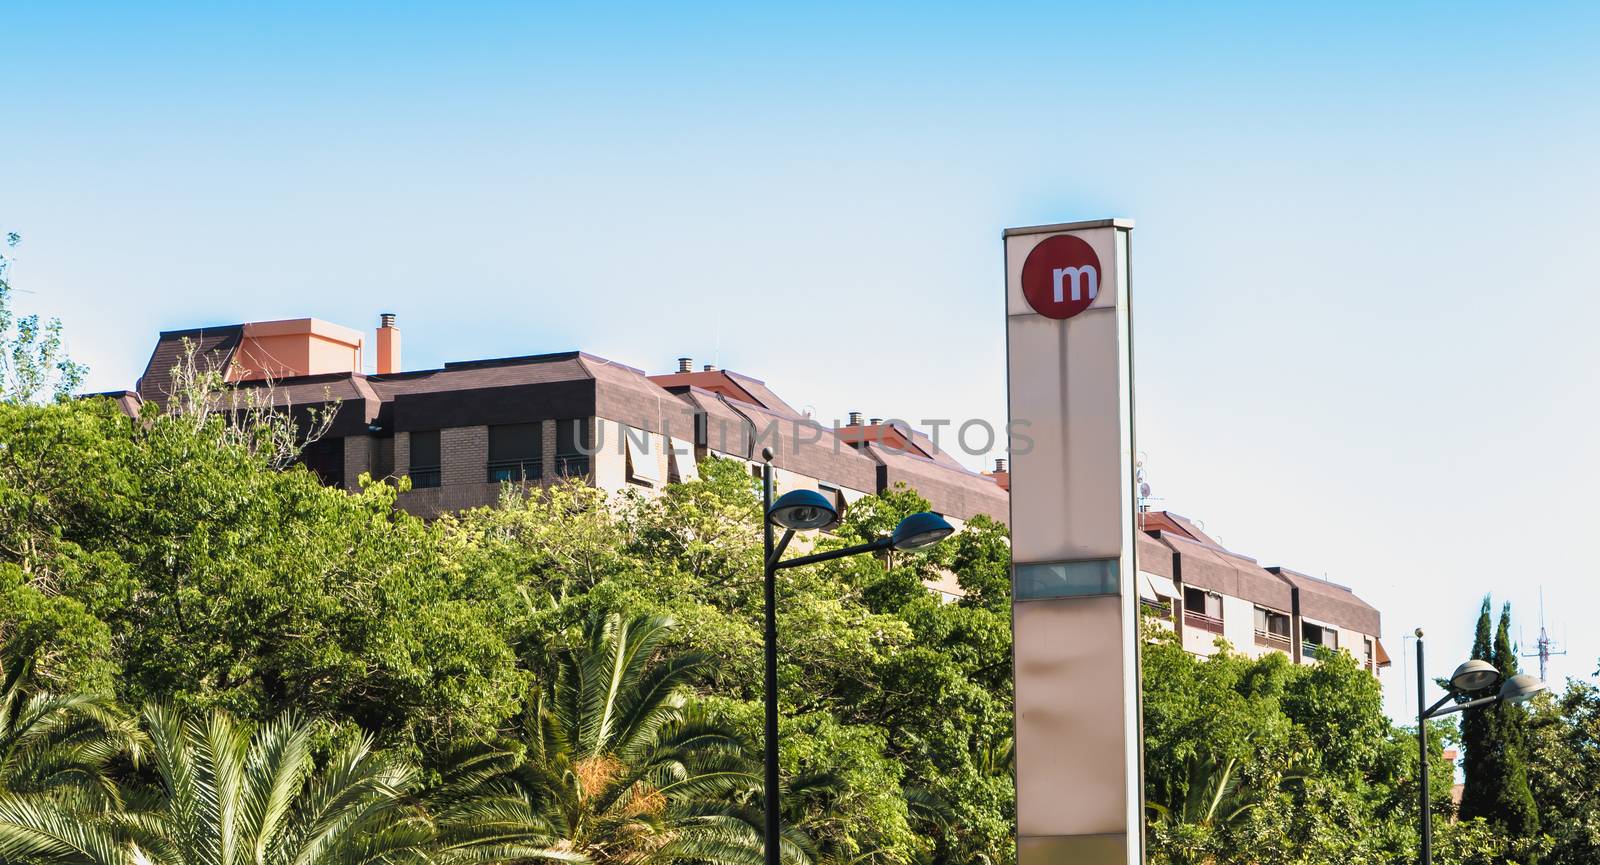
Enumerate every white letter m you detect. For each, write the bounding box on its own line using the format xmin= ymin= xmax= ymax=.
xmin=1052 ymin=265 xmax=1099 ymax=303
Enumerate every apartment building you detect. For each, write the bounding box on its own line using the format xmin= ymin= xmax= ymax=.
xmin=1136 ymin=510 xmax=1389 ymax=673
xmin=102 ymin=313 xmax=1389 ymax=655
xmin=105 ymin=315 xmax=1010 ymax=539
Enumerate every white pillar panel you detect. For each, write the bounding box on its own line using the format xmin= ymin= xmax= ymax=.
xmin=1006 ymin=219 xmax=1141 ymax=865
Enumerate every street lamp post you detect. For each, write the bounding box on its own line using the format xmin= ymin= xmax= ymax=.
xmin=1412 ymin=627 xmax=1547 ymax=865
xmin=759 ymin=448 xmax=954 ymax=865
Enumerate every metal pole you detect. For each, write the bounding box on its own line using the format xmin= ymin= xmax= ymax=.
xmin=762 ymin=455 xmax=780 ymax=865
xmin=1416 ymin=631 xmax=1431 ymax=865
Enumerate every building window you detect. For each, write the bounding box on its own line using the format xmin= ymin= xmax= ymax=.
xmin=488 ymin=423 xmax=542 ymax=483
xmin=1302 ymin=622 xmax=1338 ymax=657
xmin=409 ymin=430 xmax=441 ymax=488
xmin=624 ymin=427 xmax=662 ymax=487
xmin=668 ymin=438 xmax=699 ymax=482
xmin=1253 ymin=607 xmax=1291 ymax=649
xmin=555 ymin=419 xmax=591 ymax=476
xmin=1364 ymin=637 xmax=1375 ymax=672
xmin=296 ymin=437 xmax=345 ymax=487
xmin=1182 ymin=587 xmax=1224 ymax=633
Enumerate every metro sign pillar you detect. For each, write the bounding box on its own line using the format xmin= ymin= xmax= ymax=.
xmin=1005 ymin=219 xmax=1141 ymax=865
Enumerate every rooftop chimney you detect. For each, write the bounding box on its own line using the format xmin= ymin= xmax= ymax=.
xmin=677 ymin=357 xmax=693 ymax=373
xmin=869 ymin=417 xmax=883 ymax=426
xmin=847 ymin=411 xmax=864 ymax=426
xmin=995 ymin=457 xmax=1008 ymax=473
xmin=703 ymin=363 xmax=717 ymax=372
xmin=376 ymin=313 xmax=401 ymax=375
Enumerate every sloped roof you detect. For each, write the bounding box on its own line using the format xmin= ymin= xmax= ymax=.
xmin=721 ymin=399 xmax=879 ymax=493
xmin=645 ymin=368 xmax=797 ymax=415
xmin=1155 ymin=531 xmax=1294 ymax=612
xmin=136 ymin=326 xmax=243 ymax=405
xmin=861 ymin=440 xmax=1008 ymax=523
xmin=1270 ymin=567 xmax=1381 ymax=636
xmin=366 ymin=351 xmax=592 ymax=397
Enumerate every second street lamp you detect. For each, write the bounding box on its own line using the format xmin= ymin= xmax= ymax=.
xmin=758 ymin=448 xmax=954 ymax=865
xmin=1413 ymin=628 xmax=1548 ymax=865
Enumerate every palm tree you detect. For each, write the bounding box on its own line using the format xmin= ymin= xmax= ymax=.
xmin=0 ymin=646 xmax=143 ymax=806
xmin=435 ymin=613 xmax=771 ymax=865
xmin=1146 ymin=751 xmax=1305 ymax=865
xmin=0 ymin=704 xmax=436 ymax=865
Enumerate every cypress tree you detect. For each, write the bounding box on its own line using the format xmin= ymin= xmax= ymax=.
xmin=1490 ymin=601 xmax=1540 ymax=841
xmin=1459 ymin=595 xmax=1495 ymax=821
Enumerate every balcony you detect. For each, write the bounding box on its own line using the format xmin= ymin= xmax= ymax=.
xmin=487 ymin=459 xmax=542 ymax=483
xmin=552 ymin=455 xmax=590 ymax=477
xmin=1184 ymin=610 xmax=1224 ymax=634
xmin=1254 ymin=629 xmax=1292 ymax=651
xmin=1141 ymin=598 xmax=1173 ymax=620
xmin=1302 ymin=641 xmax=1335 ymax=659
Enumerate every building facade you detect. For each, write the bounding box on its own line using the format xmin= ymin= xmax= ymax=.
xmin=106 ymin=315 xmax=1010 ymax=536
xmin=1136 ymin=510 xmax=1389 ymax=673
xmin=102 ymin=313 xmax=1388 ymax=661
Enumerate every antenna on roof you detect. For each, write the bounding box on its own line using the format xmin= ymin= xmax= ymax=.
xmin=1135 ymin=455 xmax=1161 ymax=515
xmin=1521 ymin=587 xmax=1566 ymax=681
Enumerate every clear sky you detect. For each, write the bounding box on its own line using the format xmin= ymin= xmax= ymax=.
xmin=5 ymin=2 xmax=1598 ymax=719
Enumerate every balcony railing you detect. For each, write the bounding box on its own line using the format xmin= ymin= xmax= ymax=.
xmin=1255 ymin=629 xmax=1292 ymax=650
xmin=487 ymin=459 xmax=542 ymax=483
xmin=1184 ymin=610 xmax=1224 ymax=634
xmin=410 ymin=467 xmax=441 ymax=489
xmin=1141 ymin=598 xmax=1173 ymax=620
xmin=552 ymin=455 xmax=590 ymax=477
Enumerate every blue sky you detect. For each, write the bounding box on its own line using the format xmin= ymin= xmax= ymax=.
xmin=5 ymin=2 xmax=1599 ymax=718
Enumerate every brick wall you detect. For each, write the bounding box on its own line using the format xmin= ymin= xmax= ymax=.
xmin=342 ymin=434 xmax=371 ymax=491
xmin=441 ymin=426 xmax=487 ymax=486
xmin=394 ymin=431 xmax=411 ymax=484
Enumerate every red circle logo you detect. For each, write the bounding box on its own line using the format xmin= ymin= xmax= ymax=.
xmin=1021 ymin=234 xmax=1103 ymax=320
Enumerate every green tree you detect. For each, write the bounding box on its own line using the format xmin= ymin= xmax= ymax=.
xmin=0 ymin=705 xmax=430 ymax=865
xmin=0 ymin=398 xmax=530 ymax=759
xmin=1461 ymin=597 xmax=1541 ymax=847
xmin=1526 ymin=678 xmax=1600 ymax=865
xmin=0 ymin=233 xmax=86 ymax=404
xmin=0 ymin=645 xmax=141 ymax=806
xmin=1489 ymin=602 xmax=1540 ymax=842
xmin=1459 ymin=596 xmax=1496 ymax=823
xmin=438 ymin=613 xmax=769 ymax=865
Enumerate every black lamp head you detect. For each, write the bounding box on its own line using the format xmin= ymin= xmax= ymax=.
xmin=768 ymin=489 xmax=838 ymax=531
xmin=890 ymin=512 xmax=954 ymax=551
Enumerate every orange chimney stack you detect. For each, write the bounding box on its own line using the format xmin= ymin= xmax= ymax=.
xmin=376 ymin=313 xmax=401 ymax=375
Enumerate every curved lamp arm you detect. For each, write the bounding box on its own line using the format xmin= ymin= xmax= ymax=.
xmin=771 ymin=536 xmax=893 ymax=571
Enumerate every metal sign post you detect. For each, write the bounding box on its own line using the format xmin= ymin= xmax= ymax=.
xmin=1005 ymin=218 xmax=1142 ymax=865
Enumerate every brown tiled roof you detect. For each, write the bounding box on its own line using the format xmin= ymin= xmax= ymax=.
xmin=136 ymin=326 xmax=243 ymax=405
xmin=370 ymin=353 xmax=597 ymax=433
xmin=721 ymin=400 xmax=878 ymax=493
xmin=83 ymin=390 xmax=144 ymax=416
xmin=645 ymin=368 xmax=797 ymax=415
xmin=1156 ymin=531 xmax=1293 ymax=612
xmin=1137 ymin=531 xmax=1177 ymax=579
xmin=861 ymin=441 xmax=1008 ymax=524
xmin=1157 ymin=532 xmax=1238 ymax=594
xmin=1139 ymin=510 xmax=1220 ymax=546
xmin=723 ymin=371 xmax=797 ymax=415
xmin=1218 ymin=549 xmax=1294 ymax=612
xmin=579 ymin=356 xmax=699 ymax=436
xmin=676 ymin=387 xmax=755 ymax=458
xmin=1270 ymin=567 xmax=1381 ymax=636
xmin=216 ymin=372 xmax=381 ymax=437
xmin=366 ymin=352 xmax=591 ymax=397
